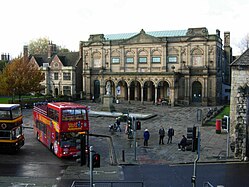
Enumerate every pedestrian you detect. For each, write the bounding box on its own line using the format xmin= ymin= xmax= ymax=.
xmin=143 ymin=129 xmax=150 ymax=146
xmin=167 ymin=126 xmax=174 ymax=144
xmin=159 ymin=126 xmax=165 ymax=145
xmin=116 ymin=118 xmax=121 ymax=132
xmin=178 ymin=135 xmax=187 ymax=151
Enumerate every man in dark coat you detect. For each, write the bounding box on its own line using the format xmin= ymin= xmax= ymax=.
xmin=159 ymin=126 xmax=165 ymax=145
xmin=167 ymin=126 xmax=174 ymax=144
xmin=178 ymin=135 xmax=187 ymax=151
xmin=143 ymin=129 xmax=150 ymax=146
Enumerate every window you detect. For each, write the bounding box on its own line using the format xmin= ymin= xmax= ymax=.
xmin=54 ymin=72 xmax=58 ymax=80
xmin=63 ymin=73 xmax=71 ymax=80
xmin=152 ymin=57 xmax=161 ymax=63
xmin=168 ymin=56 xmax=177 ymax=63
xmin=48 ymin=108 xmax=59 ymax=122
xmin=111 ymin=57 xmax=120 ymax=64
xmin=139 ymin=57 xmax=147 ymax=63
xmin=63 ymin=86 xmax=71 ymax=96
xmin=192 ymin=56 xmax=202 ymax=66
xmin=126 ymin=57 xmax=134 ymax=64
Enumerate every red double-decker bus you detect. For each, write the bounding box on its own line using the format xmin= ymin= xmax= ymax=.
xmin=33 ymin=102 xmax=89 ymax=158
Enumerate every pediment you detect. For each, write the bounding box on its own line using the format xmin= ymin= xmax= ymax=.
xmin=125 ymin=29 xmax=161 ymax=44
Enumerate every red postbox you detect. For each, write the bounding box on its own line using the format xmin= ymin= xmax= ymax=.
xmin=216 ymin=119 xmax=221 ymax=134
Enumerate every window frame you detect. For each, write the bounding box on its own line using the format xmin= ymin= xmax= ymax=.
xmin=168 ymin=56 xmax=178 ymax=63
xmin=152 ymin=57 xmax=161 ymax=63
xmin=111 ymin=57 xmax=120 ymax=64
xmin=139 ymin=57 xmax=147 ymax=64
xmin=125 ymin=57 xmax=134 ymax=64
xmin=63 ymin=72 xmax=71 ymax=81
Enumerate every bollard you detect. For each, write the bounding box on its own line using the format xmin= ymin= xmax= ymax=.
xmin=122 ymin=150 xmax=125 ymax=162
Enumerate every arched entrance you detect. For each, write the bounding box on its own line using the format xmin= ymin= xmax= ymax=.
xmin=54 ymin=88 xmax=59 ymax=97
xmin=192 ymin=81 xmax=202 ymax=103
xmin=157 ymin=81 xmax=170 ymax=100
xmin=143 ymin=81 xmax=155 ymax=102
xmin=130 ymin=81 xmax=141 ymax=101
xmin=117 ymin=80 xmax=128 ymax=100
xmin=94 ymin=80 xmax=100 ymax=100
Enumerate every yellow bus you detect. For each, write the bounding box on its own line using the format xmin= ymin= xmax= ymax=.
xmin=0 ymin=104 xmax=25 ymax=152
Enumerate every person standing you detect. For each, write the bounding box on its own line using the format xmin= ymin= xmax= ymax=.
xmin=167 ymin=126 xmax=174 ymax=144
xmin=143 ymin=129 xmax=150 ymax=146
xmin=159 ymin=126 xmax=165 ymax=145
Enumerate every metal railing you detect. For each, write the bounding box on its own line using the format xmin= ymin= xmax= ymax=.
xmin=71 ymin=181 xmax=144 ymax=187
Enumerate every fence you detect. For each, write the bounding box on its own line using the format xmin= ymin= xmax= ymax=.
xmin=71 ymin=181 xmax=144 ymax=187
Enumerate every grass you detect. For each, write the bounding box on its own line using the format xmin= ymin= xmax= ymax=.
xmin=0 ymin=97 xmax=11 ymax=104
xmin=205 ymin=105 xmax=230 ymax=126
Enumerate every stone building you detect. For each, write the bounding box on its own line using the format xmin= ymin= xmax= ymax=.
xmin=24 ymin=43 xmax=82 ymax=98
xmin=80 ymin=27 xmax=232 ymax=106
xmin=230 ymin=48 xmax=249 ymax=159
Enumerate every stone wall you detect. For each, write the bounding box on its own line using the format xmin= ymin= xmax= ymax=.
xmin=230 ymin=66 xmax=249 ymax=159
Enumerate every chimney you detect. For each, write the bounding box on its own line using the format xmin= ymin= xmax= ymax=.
xmin=224 ymin=32 xmax=230 ymax=47
xmin=216 ymin=29 xmax=220 ymax=37
xmin=48 ymin=41 xmax=54 ymax=58
xmin=1 ymin=53 xmax=4 ymax=61
xmin=23 ymin=45 xmax=29 ymax=62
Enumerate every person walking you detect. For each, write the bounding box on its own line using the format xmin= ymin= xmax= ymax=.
xmin=167 ymin=126 xmax=174 ymax=144
xmin=159 ymin=126 xmax=165 ymax=145
xmin=143 ymin=129 xmax=150 ymax=146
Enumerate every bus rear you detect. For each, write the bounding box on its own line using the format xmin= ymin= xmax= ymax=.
xmin=0 ymin=104 xmax=25 ymax=152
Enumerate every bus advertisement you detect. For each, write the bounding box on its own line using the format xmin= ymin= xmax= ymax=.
xmin=0 ymin=104 xmax=25 ymax=152
xmin=33 ymin=102 xmax=89 ymax=158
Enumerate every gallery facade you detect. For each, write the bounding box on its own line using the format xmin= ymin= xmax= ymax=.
xmin=80 ymin=27 xmax=232 ymax=106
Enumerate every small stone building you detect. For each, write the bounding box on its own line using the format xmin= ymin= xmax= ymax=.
xmin=230 ymin=48 xmax=249 ymax=159
xmin=24 ymin=43 xmax=82 ymax=98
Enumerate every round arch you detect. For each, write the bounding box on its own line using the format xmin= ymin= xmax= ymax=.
xmin=192 ymin=81 xmax=202 ymax=103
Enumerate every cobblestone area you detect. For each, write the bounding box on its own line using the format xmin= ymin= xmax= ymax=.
xmin=83 ymin=100 xmax=237 ymax=165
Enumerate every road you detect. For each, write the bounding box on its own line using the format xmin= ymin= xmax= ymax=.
xmin=122 ymin=163 xmax=249 ymax=187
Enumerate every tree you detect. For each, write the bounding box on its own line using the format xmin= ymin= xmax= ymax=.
xmin=28 ymin=37 xmax=50 ymax=54
xmin=0 ymin=57 xmax=44 ymax=98
xmin=238 ymin=33 xmax=249 ymax=53
xmin=0 ymin=60 xmax=7 ymax=72
xmin=28 ymin=37 xmax=70 ymax=54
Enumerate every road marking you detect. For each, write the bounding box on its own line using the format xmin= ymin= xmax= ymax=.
xmin=83 ymin=170 xmax=117 ymax=175
xmin=10 ymin=182 xmax=36 ymax=187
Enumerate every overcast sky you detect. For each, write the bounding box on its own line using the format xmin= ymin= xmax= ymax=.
xmin=1 ymin=0 xmax=248 ymax=59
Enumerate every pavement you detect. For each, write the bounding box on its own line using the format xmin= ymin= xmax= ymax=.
xmin=86 ymin=100 xmax=238 ymax=165
xmin=23 ymin=100 xmax=241 ymax=183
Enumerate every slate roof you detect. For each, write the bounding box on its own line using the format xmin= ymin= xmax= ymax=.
xmin=104 ymin=30 xmax=188 ymax=40
xmin=32 ymin=52 xmax=79 ymax=67
xmin=231 ymin=48 xmax=249 ymax=66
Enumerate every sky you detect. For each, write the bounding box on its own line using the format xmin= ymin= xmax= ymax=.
xmin=1 ymin=0 xmax=249 ymax=59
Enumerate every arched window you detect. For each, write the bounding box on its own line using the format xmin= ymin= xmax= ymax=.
xmin=191 ymin=48 xmax=203 ymax=66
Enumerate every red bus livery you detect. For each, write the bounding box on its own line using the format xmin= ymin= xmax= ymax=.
xmin=33 ymin=102 xmax=89 ymax=157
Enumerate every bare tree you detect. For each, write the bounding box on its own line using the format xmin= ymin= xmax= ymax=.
xmin=238 ymin=33 xmax=249 ymax=53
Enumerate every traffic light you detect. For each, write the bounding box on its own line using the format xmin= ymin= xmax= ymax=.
xmin=92 ymin=153 xmax=100 ymax=168
xmin=222 ymin=116 xmax=229 ymax=132
xmin=187 ymin=126 xmax=197 ymax=152
xmin=136 ymin=120 xmax=141 ymax=130
xmin=76 ymin=134 xmax=86 ymax=166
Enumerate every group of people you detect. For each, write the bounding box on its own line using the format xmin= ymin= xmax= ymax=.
xmin=143 ymin=126 xmax=187 ymax=151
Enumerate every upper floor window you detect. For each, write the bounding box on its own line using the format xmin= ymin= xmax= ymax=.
xmin=63 ymin=72 xmax=71 ymax=80
xmin=152 ymin=57 xmax=161 ymax=63
xmin=168 ymin=56 xmax=177 ymax=63
xmin=54 ymin=72 xmax=58 ymax=80
xmin=139 ymin=57 xmax=147 ymax=63
xmin=191 ymin=48 xmax=203 ymax=66
xmin=126 ymin=57 xmax=134 ymax=64
xmin=111 ymin=57 xmax=120 ymax=64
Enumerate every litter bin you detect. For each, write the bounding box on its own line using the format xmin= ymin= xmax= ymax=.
xmin=216 ymin=119 xmax=221 ymax=134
